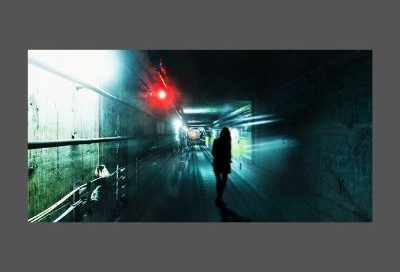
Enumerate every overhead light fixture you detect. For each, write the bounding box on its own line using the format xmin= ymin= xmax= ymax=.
xmin=183 ymin=107 xmax=220 ymax=114
xmin=240 ymin=119 xmax=282 ymax=127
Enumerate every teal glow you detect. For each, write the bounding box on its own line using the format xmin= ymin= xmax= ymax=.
xmin=173 ymin=118 xmax=183 ymax=134
xmin=183 ymin=106 xmax=231 ymax=114
xmin=249 ymin=137 xmax=299 ymax=152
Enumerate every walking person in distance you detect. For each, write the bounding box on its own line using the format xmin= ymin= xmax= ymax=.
xmin=211 ymin=127 xmax=232 ymax=207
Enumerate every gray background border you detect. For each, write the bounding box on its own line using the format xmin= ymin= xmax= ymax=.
xmin=1 ymin=0 xmax=398 ymax=271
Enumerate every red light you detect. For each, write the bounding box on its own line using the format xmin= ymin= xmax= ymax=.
xmin=157 ymin=89 xmax=167 ymax=100
xmin=139 ymin=79 xmax=180 ymax=115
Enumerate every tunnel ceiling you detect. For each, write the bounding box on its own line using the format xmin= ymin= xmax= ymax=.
xmin=146 ymin=50 xmax=339 ymax=105
xmin=182 ymin=99 xmax=250 ymax=127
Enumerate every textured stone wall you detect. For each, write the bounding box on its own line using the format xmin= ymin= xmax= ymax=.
xmin=251 ymin=51 xmax=372 ymax=221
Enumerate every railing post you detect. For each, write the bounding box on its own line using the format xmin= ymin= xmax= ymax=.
xmin=115 ymin=164 xmax=119 ymax=204
xmin=72 ymin=182 xmax=84 ymax=222
xmin=72 ymin=182 xmax=77 ymax=222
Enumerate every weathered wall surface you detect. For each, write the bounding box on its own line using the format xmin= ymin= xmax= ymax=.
xmin=251 ymin=51 xmax=372 ymax=221
xmin=28 ymin=64 xmax=99 ymax=217
xmin=27 ymin=51 xmax=177 ymax=219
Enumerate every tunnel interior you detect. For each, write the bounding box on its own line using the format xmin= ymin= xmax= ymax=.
xmin=27 ymin=50 xmax=372 ymax=222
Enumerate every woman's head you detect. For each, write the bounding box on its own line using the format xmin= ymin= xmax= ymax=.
xmin=219 ymin=127 xmax=231 ymax=142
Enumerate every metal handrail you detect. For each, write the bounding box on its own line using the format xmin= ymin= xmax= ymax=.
xmin=53 ymin=200 xmax=83 ymax=223
xmin=28 ymin=168 xmax=124 ymax=223
xmin=28 ymin=183 xmax=87 ymax=223
xmin=28 ymin=136 xmax=133 ymax=149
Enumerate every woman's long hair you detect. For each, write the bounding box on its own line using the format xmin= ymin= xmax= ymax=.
xmin=219 ymin=127 xmax=231 ymax=143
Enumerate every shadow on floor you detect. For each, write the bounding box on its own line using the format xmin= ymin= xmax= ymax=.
xmin=217 ymin=202 xmax=251 ymax=222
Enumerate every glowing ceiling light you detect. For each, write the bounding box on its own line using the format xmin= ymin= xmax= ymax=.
xmin=233 ymin=114 xmax=273 ymax=123
xmin=187 ymin=120 xmax=202 ymax=123
xmin=183 ymin=107 xmax=219 ymax=114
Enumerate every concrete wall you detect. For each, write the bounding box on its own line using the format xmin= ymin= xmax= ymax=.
xmin=27 ymin=51 xmax=177 ymax=219
xmin=251 ymin=51 xmax=372 ymax=221
xmin=28 ymin=64 xmax=99 ymax=217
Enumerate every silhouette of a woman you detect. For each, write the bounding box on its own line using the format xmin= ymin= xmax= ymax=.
xmin=211 ymin=127 xmax=232 ymax=206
